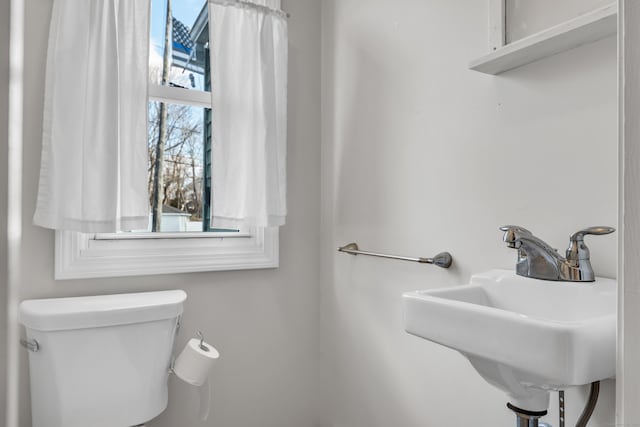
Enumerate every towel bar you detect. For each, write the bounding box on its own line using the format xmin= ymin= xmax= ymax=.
xmin=337 ymin=243 xmax=452 ymax=268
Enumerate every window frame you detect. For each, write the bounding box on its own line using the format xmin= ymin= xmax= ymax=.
xmin=54 ymin=9 xmax=280 ymax=280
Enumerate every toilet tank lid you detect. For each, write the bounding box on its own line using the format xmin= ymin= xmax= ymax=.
xmin=19 ymin=290 xmax=187 ymax=331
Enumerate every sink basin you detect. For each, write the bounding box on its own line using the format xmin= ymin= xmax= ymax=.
xmin=403 ymin=269 xmax=616 ymax=411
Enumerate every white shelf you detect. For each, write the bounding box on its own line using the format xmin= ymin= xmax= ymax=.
xmin=470 ymin=3 xmax=617 ymax=75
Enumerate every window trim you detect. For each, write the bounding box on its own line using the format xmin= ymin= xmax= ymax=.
xmin=93 ymin=230 xmax=250 ymax=240
xmin=55 ymin=227 xmax=279 ymax=280
xmin=148 ymin=84 xmax=211 ymax=108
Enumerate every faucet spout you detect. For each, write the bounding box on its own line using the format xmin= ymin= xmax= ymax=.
xmin=513 ymin=234 xmax=564 ymax=281
xmin=499 ymin=225 xmax=532 ymax=248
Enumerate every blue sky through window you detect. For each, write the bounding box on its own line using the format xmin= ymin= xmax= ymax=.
xmin=149 ymin=0 xmax=207 ymax=90
xmin=150 ymin=0 xmax=205 ymax=56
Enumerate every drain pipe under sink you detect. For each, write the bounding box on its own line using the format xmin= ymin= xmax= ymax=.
xmin=508 ymin=381 xmax=600 ymax=427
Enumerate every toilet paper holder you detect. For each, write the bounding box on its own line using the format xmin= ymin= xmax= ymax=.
xmin=197 ymin=331 xmax=210 ymax=352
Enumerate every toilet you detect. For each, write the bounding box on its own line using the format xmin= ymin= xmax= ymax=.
xmin=19 ymin=290 xmax=187 ymax=427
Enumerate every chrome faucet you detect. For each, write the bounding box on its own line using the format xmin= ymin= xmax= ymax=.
xmin=500 ymin=225 xmax=615 ymax=282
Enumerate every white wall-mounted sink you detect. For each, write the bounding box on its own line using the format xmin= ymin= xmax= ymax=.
xmin=403 ymin=269 xmax=616 ymax=411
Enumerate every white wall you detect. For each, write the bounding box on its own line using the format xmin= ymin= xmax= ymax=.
xmin=506 ymin=0 xmax=613 ymax=42
xmin=0 ymin=0 xmax=10 ymax=422
xmin=320 ymin=1 xmax=617 ymax=426
xmin=12 ymin=1 xmax=321 ymax=426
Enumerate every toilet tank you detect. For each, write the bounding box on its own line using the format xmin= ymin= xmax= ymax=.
xmin=19 ymin=290 xmax=187 ymax=427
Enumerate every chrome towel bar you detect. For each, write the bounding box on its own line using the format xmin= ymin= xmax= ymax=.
xmin=337 ymin=243 xmax=452 ymax=268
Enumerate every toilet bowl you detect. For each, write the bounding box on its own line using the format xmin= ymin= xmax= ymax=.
xmin=19 ymin=290 xmax=187 ymax=427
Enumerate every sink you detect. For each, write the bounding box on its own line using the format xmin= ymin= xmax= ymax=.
xmin=403 ymin=269 xmax=616 ymax=411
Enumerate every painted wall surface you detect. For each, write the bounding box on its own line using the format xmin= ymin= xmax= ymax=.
xmin=506 ymin=0 xmax=613 ymax=42
xmin=320 ymin=1 xmax=617 ymax=426
xmin=0 ymin=0 xmax=10 ymax=422
xmin=13 ymin=1 xmax=320 ymax=426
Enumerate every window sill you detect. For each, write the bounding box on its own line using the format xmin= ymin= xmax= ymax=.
xmin=55 ymin=227 xmax=279 ymax=280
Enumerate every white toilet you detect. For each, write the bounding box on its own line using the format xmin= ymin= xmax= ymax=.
xmin=19 ymin=290 xmax=187 ymax=427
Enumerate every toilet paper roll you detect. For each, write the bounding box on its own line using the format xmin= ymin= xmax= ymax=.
xmin=173 ymin=338 xmax=220 ymax=387
xmin=173 ymin=338 xmax=220 ymax=421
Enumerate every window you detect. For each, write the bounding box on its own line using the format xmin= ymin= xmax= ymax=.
xmin=144 ymin=0 xmax=213 ymax=234
xmin=55 ymin=0 xmax=279 ymax=279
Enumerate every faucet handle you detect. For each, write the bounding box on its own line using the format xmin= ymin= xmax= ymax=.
xmin=566 ymin=226 xmax=615 ymax=262
xmin=499 ymin=225 xmax=532 ymax=248
xmin=569 ymin=226 xmax=615 ymax=242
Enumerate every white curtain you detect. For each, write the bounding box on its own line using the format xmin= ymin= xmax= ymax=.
xmin=33 ymin=0 xmax=150 ymax=233
xmin=208 ymin=0 xmax=288 ymax=229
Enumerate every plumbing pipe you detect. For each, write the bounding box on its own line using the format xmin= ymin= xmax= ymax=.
xmin=575 ymin=382 xmax=600 ymax=427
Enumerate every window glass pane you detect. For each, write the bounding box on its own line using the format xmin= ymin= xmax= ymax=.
xmin=127 ymin=102 xmax=209 ymax=233
xmin=149 ymin=0 xmax=209 ymax=91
